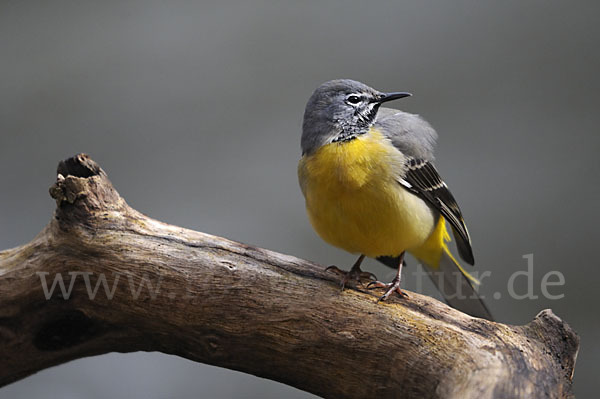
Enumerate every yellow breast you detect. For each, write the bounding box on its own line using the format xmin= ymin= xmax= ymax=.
xmin=298 ymin=129 xmax=436 ymax=258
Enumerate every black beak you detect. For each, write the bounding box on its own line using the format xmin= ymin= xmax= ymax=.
xmin=373 ymin=92 xmax=412 ymax=104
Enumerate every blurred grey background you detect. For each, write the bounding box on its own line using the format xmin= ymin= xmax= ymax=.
xmin=1 ymin=0 xmax=598 ymax=397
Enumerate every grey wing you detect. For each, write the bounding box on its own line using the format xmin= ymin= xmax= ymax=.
xmin=400 ymin=158 xmax=475 ymax=265
xmin=374 ymin=108 xmax=438 ymax=161
xmin=374 ymin=108 xmax=474 ymax=264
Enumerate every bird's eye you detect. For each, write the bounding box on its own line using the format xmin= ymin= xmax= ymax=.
xmin=346 ymin=95 xmax=361 ymax=104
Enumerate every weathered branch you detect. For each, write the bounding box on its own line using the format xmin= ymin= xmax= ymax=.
xmin=0 ymin=154 xmax=579 ymax=398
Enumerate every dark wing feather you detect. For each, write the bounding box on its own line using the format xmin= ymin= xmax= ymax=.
xmin=400 ymin=158 xmax=475 ymax=265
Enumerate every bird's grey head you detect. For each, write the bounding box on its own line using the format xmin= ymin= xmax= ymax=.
xmin=301 ymin=79 xmax=411 ymax=155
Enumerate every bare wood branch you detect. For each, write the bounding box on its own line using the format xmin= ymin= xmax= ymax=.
xmin=0 ymin=154 xmax=579 ymax=398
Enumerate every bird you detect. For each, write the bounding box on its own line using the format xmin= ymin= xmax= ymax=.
xmin=297 ymin=79 xmax=492 ymax=320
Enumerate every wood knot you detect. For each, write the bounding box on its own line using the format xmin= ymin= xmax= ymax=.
xmin=201 ymin=334 xmax=222 ymax=357
xmin=57 ymin=153 xmax=104 ymax=179
xmin=50 ymin=153 xmax=104 ymax=206
xmin=48 ymin=154 xmax=125 ymax=214
xmin=526 ymin=309 xmax=579 ymax=381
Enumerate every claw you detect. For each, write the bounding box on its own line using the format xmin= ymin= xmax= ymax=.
xmin=326 ymin=265 xmax=349 ymax=289
xmin=366 ymin=280 xmax=386 ymax=289
xmin=360 ymin=271 xmax=378 ymax=281
xmin=325 ymin=263 xmax=376 ymax=290
xmin=367 ymin=278 xmax=409 ymax=302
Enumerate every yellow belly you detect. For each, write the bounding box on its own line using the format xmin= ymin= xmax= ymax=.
xmin=298 ymin=129 xmax=436 ymax=258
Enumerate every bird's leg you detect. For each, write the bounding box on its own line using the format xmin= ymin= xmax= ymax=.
xmin=367 ymin=252 xmax=409 ymax=302
xmin=325 ymin=255 xmax=376 ymax=290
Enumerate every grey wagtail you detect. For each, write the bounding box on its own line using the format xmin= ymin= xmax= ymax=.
xmin=298 ymin=79 xmax=492 ymax=320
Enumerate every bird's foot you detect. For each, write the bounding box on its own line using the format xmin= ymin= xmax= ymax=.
xmin=367 ymin=276 xmax=409 ymax=302
xmin=325 ymin=265 xmax=377 ymax=290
